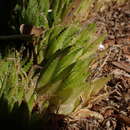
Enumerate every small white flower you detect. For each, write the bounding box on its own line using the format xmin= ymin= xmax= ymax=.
xmin=98 ymin=44 xmax=105 ymax=50
xmin=48 ymin=9 xmax=52 ymax=12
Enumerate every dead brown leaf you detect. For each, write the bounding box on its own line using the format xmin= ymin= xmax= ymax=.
xmin=112 ymin=61 xmax=130 ymax=73
xmin=20 ymin=24 xmax=44 ymax=36
xmin=115 ymin=114 xmax=130 ymax=126
xmin=104 ymin=109 xmax=114 ymax=118
xmin=72 ymin=109 xmax=104 ymax=121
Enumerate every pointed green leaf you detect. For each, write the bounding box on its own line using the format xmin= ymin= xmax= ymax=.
xmin=80 ymin=34 xmax=106 ymax=60
xmin=37 ymin=57 xmax=60 ymax=89
xmin=46 ymin=25 xmax=79 ymax=58
xmin=57 ymin=56 xmax=93 ymax=104
xmin=91 ymin=76 xmax=111 ymax=96
xmin=55 ymin=48 xmax=83 ymax=76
